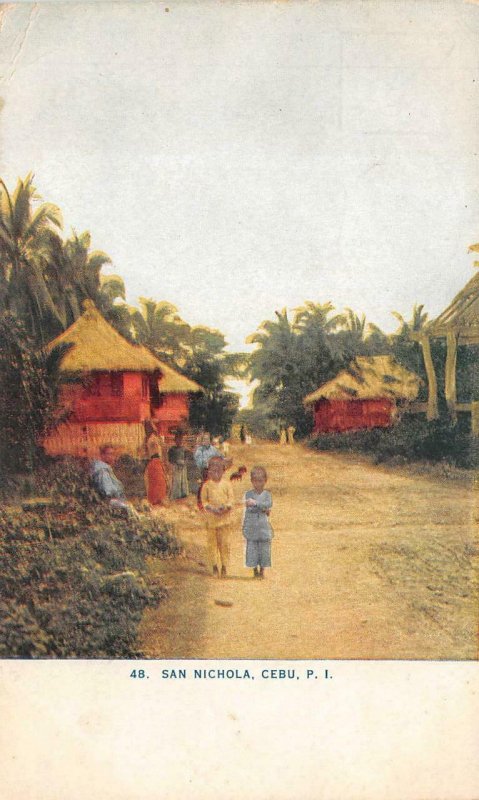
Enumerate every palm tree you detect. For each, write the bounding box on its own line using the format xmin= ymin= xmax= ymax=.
xmin=293 ymin=300 xmax=342 ymax=335
xmin=46 ymin=229 xmax=132 ymax=337
xmin=293 ymin=300 xmax=344 ymax=373
xmin=129 ymin=298 xmax=191 ymax=364
xmin=391 ymin=303 xmax=429 ymax=337
xmin=50 ymin=230 xmax=119 ymax=319
xmin=248 ymin=309 xmax=298 ymax=390
xmin=247 ymin=309 xmax=304 ymax=429
xmin=390 ymin=303 xmax=429 ymax=381
xmin=334 ymin=308 xmax=390 ymax=359
xmin=0 ymin=173 xmax=64 ymax=341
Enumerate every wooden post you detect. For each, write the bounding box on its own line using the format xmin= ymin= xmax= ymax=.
xmin=420 ymin=335 xmax=439 ymax=421
xmin=471 ymin=402 xmax=479 ymax=468
xmin=472 ymin=401 xmax=479 ymax=437
xmin=445 ymin=330 xmax=458 ymax=423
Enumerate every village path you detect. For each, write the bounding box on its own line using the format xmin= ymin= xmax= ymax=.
xmin=138 ymin=442 xmax=479 ymax=660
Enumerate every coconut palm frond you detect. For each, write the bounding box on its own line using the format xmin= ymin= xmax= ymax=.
xmin=100 ymin=274 xmax=126 ymax=303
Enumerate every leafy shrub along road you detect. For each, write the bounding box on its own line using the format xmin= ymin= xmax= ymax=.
xmin=0 ymin=460 xmax=181 ymax=658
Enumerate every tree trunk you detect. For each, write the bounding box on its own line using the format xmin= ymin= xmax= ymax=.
xmin=420 ymin=335 xmax=439 ymax=421
xmin=445 ymin=330 xmax=458 ymax=424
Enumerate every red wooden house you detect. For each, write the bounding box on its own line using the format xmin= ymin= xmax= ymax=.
xmin=304 ymin=356 xmax=421 ymax=434
xmin=42 ymin=301 xmax=203 ymax=458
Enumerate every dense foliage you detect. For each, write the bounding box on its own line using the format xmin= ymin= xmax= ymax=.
xmin=245 ymin=303 xmax=409 ymax=437
xmin=243 ymin=300 xmax=479 ymax=443
xmin=0 ymin=460 xmax=180 ymax=658
xmin=309 ymin=413 xmax=477 ymax=470
xmin=0 ymin=314 xmax=72 ymax=474
xmin=0 ymin=174 xmax=243 ymax=441
xmin=1 ymin=173 xmax=478 ymax=456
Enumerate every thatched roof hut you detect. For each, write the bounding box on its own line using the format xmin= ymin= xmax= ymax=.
xmin=47 ymin=300 xmax=202 ymax=394
xmin=304 ymin=356 xmax=422 ymax=405
xmin=304 ymin=356 xmax=421 ymax=434
xmin=43 ymin=301 xmax=202 ymax=457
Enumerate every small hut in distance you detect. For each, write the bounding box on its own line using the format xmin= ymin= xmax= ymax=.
xmin=43 ymin=301 xmax=203 ymax=458
xmin=304 ymin=355 xmax=422 ymax=434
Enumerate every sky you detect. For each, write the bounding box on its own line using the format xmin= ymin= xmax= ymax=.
xmin=1 ymin=1 xmax=478 ymax=399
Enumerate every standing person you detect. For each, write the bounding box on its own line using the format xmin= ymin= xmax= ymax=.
xmin=200 ymin=456 xmax=235 ymax=578
xmin=239 ymin=424 xmax=246 ymax=444
xmin=194 ymin=432 xmax=225 ymax=510
xmin=279 ymin=426 xmax=287 ymax=445
xmin=194 ymin=432 xmax=233 ymax=509
xmin=287 ymin=425 xmax=296 ymax=445
xmin=242 ymin=465 xmax=273 ymax=579
xmin=144 ymin=420 xmax=168 ymax=507
xmin=168 ymin=431 xmax=190 ymax=500
xmin=193 ymin=432 xmax=222 ymax=474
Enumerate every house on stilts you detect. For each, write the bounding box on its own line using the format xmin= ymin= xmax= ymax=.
xmin=303 ymin=356 xmax=422 ymax=434
xmin=414 ymin=270 xmax=479 ymax=434
xmin=42 ymin=300 xmax=203 ymax=458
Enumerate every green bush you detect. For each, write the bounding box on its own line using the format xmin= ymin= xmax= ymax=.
xmin=309 ymin=413 xmax=477 ymax=469
xmin=0 ymin=461 xmax=181 ymax=658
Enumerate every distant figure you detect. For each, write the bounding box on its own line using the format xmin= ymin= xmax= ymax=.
xmin=287 ymin=425 xmax=296 ymax=445
xmin=200 ymin=456 xmax=235 ymax=578
xmin=144 ymin=420 xmax=168 ymax=506
xmin=221 ymin=438 xmax=230 ymax=458
xmin=240 ymin=424 xmax=246 ymax=444
xmin=90 ymin=444 xmax=132 ymax=515
xmin=168 ymin=431 xmax=190 ymax=500
xmin=245 ymin=433 xmax=252 ymax=446
xmin=242 ymin=465 xmax=273 ymax=580
xmin=279 ymin=427 xmax=287 ymax=445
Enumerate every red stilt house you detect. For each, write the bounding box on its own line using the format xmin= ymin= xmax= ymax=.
xmin=304 ymin=356 xmax=421 ymax=434
xmin=42 ymin=301 xmax=203 ymax=458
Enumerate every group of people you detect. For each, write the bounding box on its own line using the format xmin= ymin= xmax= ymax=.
xmin=90 ymin=424 xmax=232 ymax=510
xmin=143 ymin=423 xmax=234 ymax=507
xmin=90 ymin=425 xmax=274 ymax=580
xmin=200 ymin=456 xmax=273 ymax=580
xmin=279 ymin=425 xmax=296 ymax=445
xmin=142 ymin=421 xmax=189 ymax=507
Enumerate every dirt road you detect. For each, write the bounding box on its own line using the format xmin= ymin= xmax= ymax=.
xmin=139 ymin=442 xmax=478 ymax=660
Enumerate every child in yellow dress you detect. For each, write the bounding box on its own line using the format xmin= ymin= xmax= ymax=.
xmin=200 ymin=456 xmax=235 ymax=578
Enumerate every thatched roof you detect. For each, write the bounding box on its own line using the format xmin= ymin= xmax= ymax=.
xmin=304 ymin=356 xmax=421 ymax=405
xmin=155 ymin=360 xmax=203 ymax=393
xmin=426 ymin=272 xmax=479 ymax=344
xmin=47 ymin=301 xmax=203 ymax=393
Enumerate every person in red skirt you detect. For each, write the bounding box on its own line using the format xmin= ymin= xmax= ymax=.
xmin=144 ymin=420 xmax=168 ymax=507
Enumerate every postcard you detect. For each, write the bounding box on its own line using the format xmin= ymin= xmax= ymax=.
xmin=0 ymin=1 xmax=478 ymax=798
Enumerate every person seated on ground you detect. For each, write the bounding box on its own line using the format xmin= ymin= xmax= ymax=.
xmin=90 ymin=444 xmax=136 ymax=517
